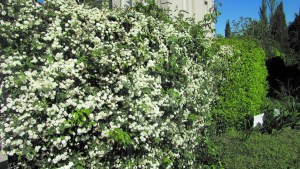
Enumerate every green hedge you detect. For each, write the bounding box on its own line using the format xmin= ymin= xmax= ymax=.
xmin=213 ymin=38 xmax=268 ymax=130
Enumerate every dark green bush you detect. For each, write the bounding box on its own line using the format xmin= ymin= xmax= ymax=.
xmin=213 ymin=38 xmax=268 ymax=131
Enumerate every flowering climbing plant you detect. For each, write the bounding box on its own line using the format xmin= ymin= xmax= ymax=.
xmin=0 ymin=0 xmax=219 ymax=168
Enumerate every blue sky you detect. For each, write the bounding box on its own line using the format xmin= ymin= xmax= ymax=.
xmin=216 ymin=0 xmax=300 ymax=36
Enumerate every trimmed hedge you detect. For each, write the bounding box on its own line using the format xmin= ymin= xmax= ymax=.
xmin=213 ymin=38 xmax=268 ymax=130
xmin=0 ymin=0 xmax=216 ymax=168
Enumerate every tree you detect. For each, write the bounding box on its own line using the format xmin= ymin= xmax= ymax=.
xmin=270 ymin=1 xmax=288 ymax=50
xmin=231 ymin=17 xmax=253 ymax=36
xmin=225 ymin=20 xmax=232 ymax=37
xmin=259 ymin=0 xmax=268 ymax=26
xmin=288 ymin=12 xmax=300 ymax=55
xmin=257 ymin=0 xmax=270 ymax=40
xmin=266 ymin=0 xmax=278 ymax=20
xmin=257 ymin=0 xmax=276 ymax=45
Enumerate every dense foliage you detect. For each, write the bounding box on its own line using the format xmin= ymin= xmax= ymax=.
xmin=0 ymin=0 xmax=219 ymax=168
xmin=213 ymin=38 xmax=268 ymax=130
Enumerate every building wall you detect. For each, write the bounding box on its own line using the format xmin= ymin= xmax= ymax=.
xmin=111 ymin=0 xmax=214 ymax=22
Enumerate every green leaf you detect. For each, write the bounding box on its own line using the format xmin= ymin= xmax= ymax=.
xmin=108 ymin=128 xmax=133 ymax=147
xmin=47 ymin=55 xmax=55 ymax=64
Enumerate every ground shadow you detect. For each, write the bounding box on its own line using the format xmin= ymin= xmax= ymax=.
xmin=266 ymin=57 xmax=300 ymax=99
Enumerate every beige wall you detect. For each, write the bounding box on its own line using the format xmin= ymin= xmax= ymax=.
xmin=165 ymin=0 xmax=214 ymax=22
xmin=111 ymin=0 xmax=214 ymax=22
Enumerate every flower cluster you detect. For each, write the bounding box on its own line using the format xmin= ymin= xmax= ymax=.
xmin=0 ymin=0 xmax=216 ymax=168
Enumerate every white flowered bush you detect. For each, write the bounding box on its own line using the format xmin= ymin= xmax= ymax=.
xmin=0 ymin=0 xmax=216 ymax=168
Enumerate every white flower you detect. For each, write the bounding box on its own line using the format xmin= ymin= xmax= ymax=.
xmin=5 ymin=139 xmax=11 ymax=144
xmin=147 ymin=60 xmax=155 ymax=68
xmin=1 ymin=106 xmax=7 ymax=113
xmin=0 ymin=1 xmax=215 ymax=168
xmin=37 ymin=125 xmax=43 ymax=132
xmin=1 ymin=10 xmax=7 ymax=16
xmin=35 ymin=146 xmax=41 ymax=152
xmin=58 ymin=161 xmax=74 ymax=169
xmin=140 ymin=136 xmax=146 ymax=142
xmin=52 ymin=158 xmax=58 ymax=164
xmin=61 ymin=140 xmax=67 ymax=147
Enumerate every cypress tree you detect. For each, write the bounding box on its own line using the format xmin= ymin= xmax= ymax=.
xmin=270 ymin=1 xmax=288 ymax=50
xmin=258 ymin=0 xmax=269 ymax=39
xmin=225 ymin=20 xmax=232 ymax=38
xmin=259 ymin=0 xmax=268 ymax=26
xmin=288 ymin=12 xmax=300 ymax=54
xmin=267 ymin=0 xmax=278 ymax=20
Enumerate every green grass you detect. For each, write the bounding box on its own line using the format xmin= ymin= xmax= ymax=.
xmin=206 ymin=128 xmax=300 ymax=169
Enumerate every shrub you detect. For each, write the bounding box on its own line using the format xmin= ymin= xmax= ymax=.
xmin=212 ymin=38 xmax=268 ymax=131
xmin=0 ymin=0 xmax=216 ymax=168
xmin=262 ymin=93 xmax=300 ymax=133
